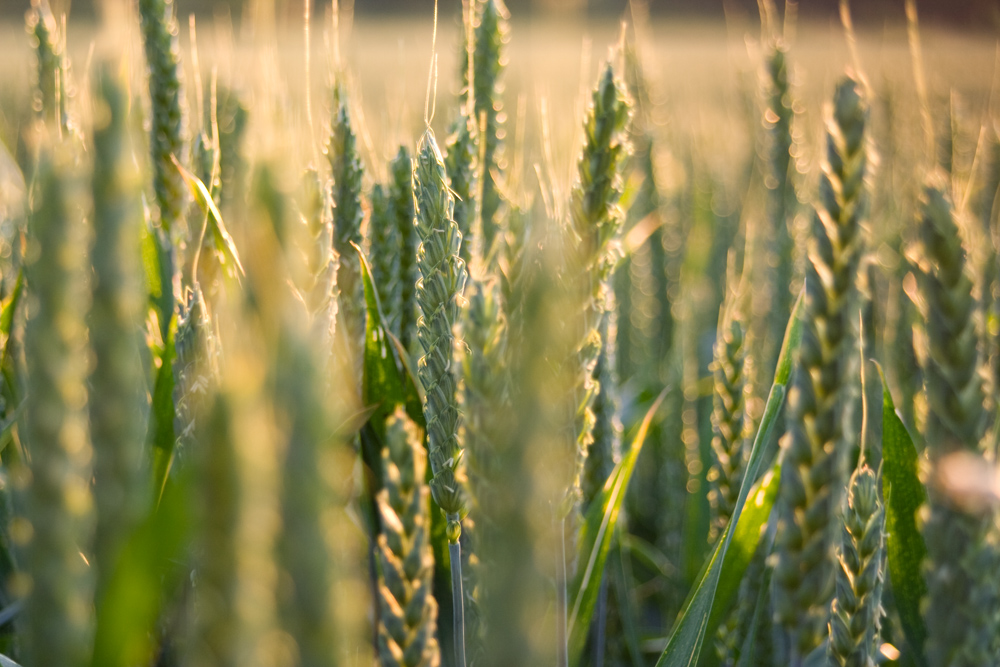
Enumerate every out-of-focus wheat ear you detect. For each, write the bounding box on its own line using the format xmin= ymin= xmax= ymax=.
xmin=910 ymin=176 xmax=1000 ymax=664
xmin=583 ymin=308 xmax=621 ymax=511
xmin=563 ymin=61 xmax=631 ymax=513
xmin=375 ymin=408 xmax=442 ymax=667
xmin=706 ymin=314 xmax=750 ymax=545
xmin=217 ymin=85 xmax=249 ymax=215
xmin=275 ymin=325 xmax=341 ymax=667
xmin=25 ymin=0 xmax=64 ymax=130
xmin=391 ymin=146 xmax=419 ymax=354
xmin=370 ymin=182 xmax=402 ymax=339
xmin=138 ymin=0 xmax=187 ymax=238
xmin=911 ymin=179 xmax=985 ymax=455
xmin=762 ymin=39 xmax=799 ymax=379
xmin=445 ymin=111 xmax=478 ymax=269
xmin=19 ymin=134 xmax=94 ymax=667
xmin=974 ymin=129 xmax=1000 ymax=431
xmin=460 ymin=273 xmax=507 ymax=662
xmin=773 ymin=75 xmax=868 ymax=657
xmin=300 ymin=167 xmax=339 ymax=353
xmin=327 ymin=82 xmax=365 ymax=380
xmin=468 ymin=0 xmax=509 ymax=255
xmin=826 ymin=465 xmax=886 ymax=667
xmin=89 ymin=63 xmax=148 ymax=601
xmin=172 ymin=285 xmax=218 ymax=457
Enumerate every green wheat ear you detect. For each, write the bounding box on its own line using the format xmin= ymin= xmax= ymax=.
xmin=468 ymin=0 xmax=509 ymax=255
xmin=327 ymin=82 xmax=366 ymax=378
xmin=376 ymin=408 xmax=442 ymax=667
xmin=369 ymin=182 xmax=403 ymax=339
xmin=21 ymin=135 xmax=93 ymax=667
xmin=413 ymin=128 xmax=468 ymax=526
xmin=763 ymin=39 xmax=799 ymax=377
xmin=773 ymin=74 xmax=868 ymax=657
xmin=827 ymin=464 xmax=886 ymax=667
xmin=563 ymin=61 xmax=631 ymax=512
xmin=138 ymin=0 xmax=187 ymax=237
xmin=707 ymin=314 xmax=750 ymax=544
xmin=89 ymin=64 xmax=148 ymax=599
xmin=911 ymin=177 xmax=1000 ymax=664
xmin=445 ymin=111 xmax=478 ymax=268
xmin=391 ymin=146 xmax=419 ymax=353
xmin=25 ymin=0 xmax=65 ymax=130
xmin=300 ymin=167 xmax=339 ymax=353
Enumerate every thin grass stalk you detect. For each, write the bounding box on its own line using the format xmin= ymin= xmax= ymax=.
xmin=137 ymin=0 xmax=187 ymax=237
xmin=773 ymin=76 xmax=868 ymax=657
xmin=20 ymin=135 xmax=93 ymax=667
xmin=89 ymin=64 xmax=147 ymax=600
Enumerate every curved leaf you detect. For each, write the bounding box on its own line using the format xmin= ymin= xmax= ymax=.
xmin=875 ymin=363 xmax=928 ymax=665
xmin=171 ymin=154 xmax=244 ymax=278
xmin=569 ymin=389 xmax=667 ymax=666
xmin=655 ymin=287 xmax=804 ymax=667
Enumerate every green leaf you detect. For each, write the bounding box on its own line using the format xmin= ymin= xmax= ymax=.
xmin=735 ymin=556 xmax=774 ymax=667
xmin=171 ymin=154 xmax=245 ymax=278
xmin=875 ymin=363 xmax=928 ymax=665
xmin=703 ymin=464 xmax=781 ymax=644
xmin=568 ymin=390 xmax=667 ymax=666
xmin=91 ymin=473 xmax=191 ymax=667
xmin=357 ymin=243 xmax=425 ymax=435
xmin=0 ymin=269 xmax=23 ymax=338
xmin=655 ymin=288 xmax=805 ymax=667
xmin=148 ymin=319 xmax=177 ymax=506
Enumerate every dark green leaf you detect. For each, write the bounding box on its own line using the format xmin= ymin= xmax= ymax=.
xmin=569 ymin=390 xmax=667 ymax=666
xmin=149 ymin=319 xmax=176 ymax=505
xmin=875 ymin=363 xmax=928 ymax=665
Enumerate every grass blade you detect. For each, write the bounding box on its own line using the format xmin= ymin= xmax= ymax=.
xmin=171 ymin=154 xmax=245 ymax=278
xmin=875 ymin=363 xmax=929 ymax=665
xmin=655 ymin=289 xmax=804 ymax=667
xmin=568 ymin=389 xmax=667 ymax=666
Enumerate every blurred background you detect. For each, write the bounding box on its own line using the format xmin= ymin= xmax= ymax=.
xmin=0 ymin=0 xmax=998 ymax=26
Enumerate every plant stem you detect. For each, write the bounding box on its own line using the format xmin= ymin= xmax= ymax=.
xmin=449 ymin=514 xmax=467 ymax=667
xmin=593 ymin=575 xmax=608 ymax=667
xmin=556 ymin=516 xmax=569 ymax=667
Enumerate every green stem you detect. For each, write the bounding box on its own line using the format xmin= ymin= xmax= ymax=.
xmin=448 ymin=514 xmax=467 ymax=667
xmin=557 ymin=516 xmax=569 ymax=667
